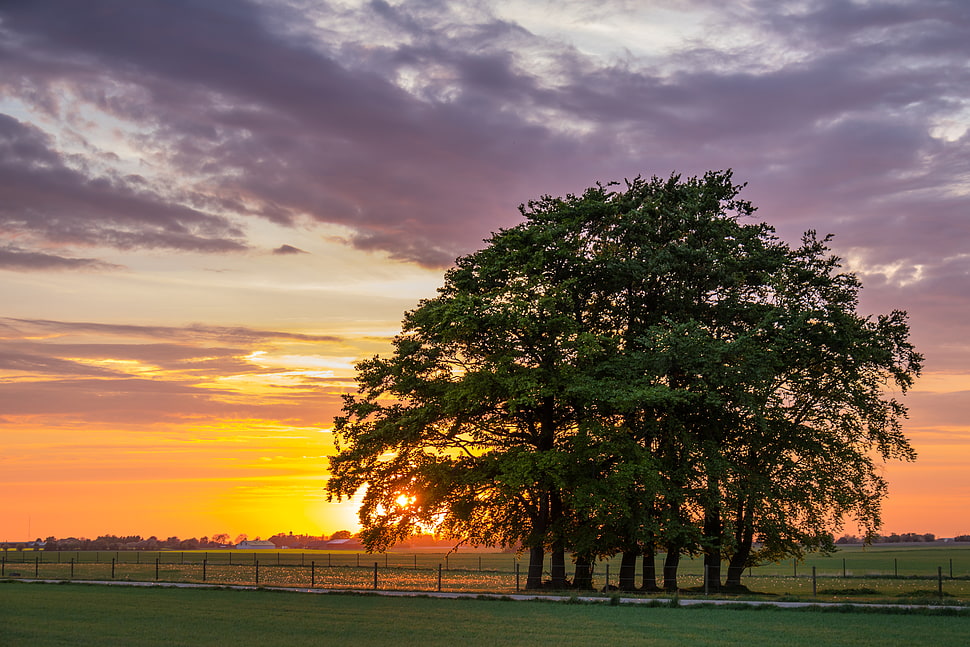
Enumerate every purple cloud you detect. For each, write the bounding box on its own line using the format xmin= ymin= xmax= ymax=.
xmin=272 ymin=244 xmax=308 ymax=255
xmin=0 ymin=0 xmax=967 ymax=358
xmin=0 ymin=114 xmax=249 ymax=256
xmin=0 ymin=244 xmax=121 ymax=271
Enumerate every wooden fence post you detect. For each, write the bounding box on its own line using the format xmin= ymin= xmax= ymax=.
xmin=374 ymin=562 xmax=378 ymax=589
xmin=938 ymin=566 xmax=943 ymax=599
xmin=515 ymin=562 xmax=520 ymax=592
xmin=437 ymin=563 xmax=442 ymax=592
xmin=812 ymin=566 xmax=817 ymax=596
xmin=311 ymin=561 xmax=315 ymax=588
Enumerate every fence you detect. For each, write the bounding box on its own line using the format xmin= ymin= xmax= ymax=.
xmin=2 ymin=549 xmax=968 ymax=601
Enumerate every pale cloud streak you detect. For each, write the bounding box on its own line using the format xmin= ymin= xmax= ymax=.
xmin=0 ymin=317 xmax=352 ymax=426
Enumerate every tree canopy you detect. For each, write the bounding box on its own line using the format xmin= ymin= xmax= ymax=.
xmin=326 ymin=170 xmax=921 ymax=591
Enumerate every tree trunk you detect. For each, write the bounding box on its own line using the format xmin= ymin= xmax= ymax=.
xmin=663 ymin=544 xmax=680 ymax=592
xmin=703 ymin=552 xmax=721 ymax=593
xmin=526 ymin=544 xmax=545 ymax=590
xmin=618 ymin=550 xmax=638 ymax=592
xmin=725 ymin=516 xmax=754 ymax=589
xmin=725 ymin=496 xmax=755 ymax=589
xmin=548 ymin=489 xmax=567 ymax=589
xmin=525 ymin=487 xmax=550 ymax=590
xmin=702 ymin=479 xmax=723 ymax=593
xmin=725 ymin=543 xmax=751 ymax=589
xmin=641 ymin=542 xmax=659 ymax=591
xmin=573 ymin=555 xmax=594 ymax=590
xmin=550 ymin=542 xmax=568 ymax=589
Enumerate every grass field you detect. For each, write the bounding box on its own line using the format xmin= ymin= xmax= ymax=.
xmin=3 ymin=545 xmax=969 ymax=605
xmin=2 ymin=581 xmax=970 ymax=647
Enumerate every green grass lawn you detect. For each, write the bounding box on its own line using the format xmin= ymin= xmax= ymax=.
xmin=2 ymin=582 xmax=969 ymax=647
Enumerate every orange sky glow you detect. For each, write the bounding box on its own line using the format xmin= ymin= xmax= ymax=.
xmin=2 ymin=0 xmax=969 ymax=544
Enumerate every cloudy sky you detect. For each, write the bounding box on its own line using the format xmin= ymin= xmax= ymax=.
xmin=2 ymin=0 xmax=968 ymax=541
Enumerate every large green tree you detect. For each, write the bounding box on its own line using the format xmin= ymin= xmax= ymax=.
xmin=326 ymin=171 xmax=920 ymax=591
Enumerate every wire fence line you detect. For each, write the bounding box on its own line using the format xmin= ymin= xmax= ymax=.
xmin=2 ymin=550 xmax=969 ymax=601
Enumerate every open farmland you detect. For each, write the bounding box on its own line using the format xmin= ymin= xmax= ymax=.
xmin=3 ymin=545 xmax=969 ymax=605
xmin=2 ymin=581 xmax=970 ymax=647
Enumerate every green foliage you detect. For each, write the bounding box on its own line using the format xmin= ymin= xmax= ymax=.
xmin=326 ymin=170 xmax=921 ymax=591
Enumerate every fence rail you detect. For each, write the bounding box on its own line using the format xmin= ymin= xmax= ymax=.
xmin=2 ymin=550 xmax=969 ymax=601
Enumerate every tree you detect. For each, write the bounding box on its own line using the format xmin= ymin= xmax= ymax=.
xmin=327 ymin=170 xmax=919 ymax=591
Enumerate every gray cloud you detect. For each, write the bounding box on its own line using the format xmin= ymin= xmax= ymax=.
xmin=0 ymin=114 xmax=249 ymax=256
xmin=272 ymin=244 xmax=308 ymax=255
xmin=0 ymin=0 xmax=967 ymax=354
xmin=1 ymin=317 xmax=341 ymax=344
xmin=0 ymin=316 xmax=348 ymax=424
xmin=0 ymin=244 xmax=121 ymax=271
xmin=0 ymin=350 xmax=127 ymax=377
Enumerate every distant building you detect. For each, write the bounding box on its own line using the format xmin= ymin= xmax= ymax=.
xmin=1 ymin=540 xmax=46 ymax=551
xmin=318 ymin=537 xmax=365 ymax=550
xmin=235 ymin=539 xmax=277 ymax=550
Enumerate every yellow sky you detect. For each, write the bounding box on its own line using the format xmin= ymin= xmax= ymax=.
xmin=0 ymin=229 xmax=444 ymax=541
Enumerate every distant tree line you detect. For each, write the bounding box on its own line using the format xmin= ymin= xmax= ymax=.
xmin=836 ymin=532 xmax=969 ymax=544
xmin=24 ymin=530 xmax=461 ymax=551
xmin=35 ymin=534 xmax=239 ymax=551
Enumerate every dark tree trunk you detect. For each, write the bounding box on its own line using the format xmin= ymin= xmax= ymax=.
xmin=725 ymin=497 xmax=755 ymax=589
xmin=725 ymin=542 xmax=752 ymax=589
xmin=702 ymin=478 xmax=723 ymax=593
xmin=641 ymin=542 xmax=659 ymax=591
xmin=725 ymin=512 xmax=754 ymax=589
xmin=550 ymin=542 xmax=568 ymax=589
xmin=663 ymin=544 xmax=680 ymax=592
xmin=703 ymin=552 xmax=721 ymax=593
xmin=618 ymin=550 xmax=638 ymax=592
xmin=526 ymin=544 xmax=545 ymax=590
xmin=573 ymin=555 xmax=594 ymax=590
xmin=548 ymin=489 xmax=567 ymax=589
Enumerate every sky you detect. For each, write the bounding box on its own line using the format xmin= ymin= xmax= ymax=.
xmin=1 ymin=0 xmax=969 ymax=542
